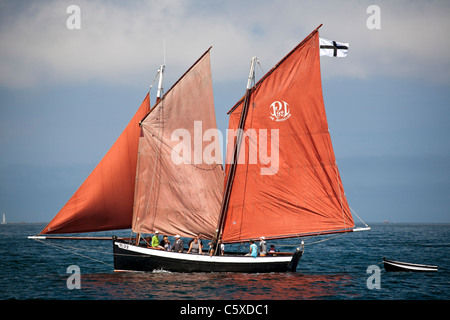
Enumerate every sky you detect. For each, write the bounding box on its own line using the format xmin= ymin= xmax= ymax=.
xmin=0 ymin=0 xmax=449 ymax=224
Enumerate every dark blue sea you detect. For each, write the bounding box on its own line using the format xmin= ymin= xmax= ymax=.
xmin=1 ymin=223 xmax=449 ymax=312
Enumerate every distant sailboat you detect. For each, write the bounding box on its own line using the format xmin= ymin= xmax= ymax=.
xmin=1 ymin=213 xmax=5 ymax=225
xmin=30 ymin=25 xmax=369 ymax=273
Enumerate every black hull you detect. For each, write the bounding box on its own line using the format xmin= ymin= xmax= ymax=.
xmin=383 ymin=257 xmax=438 ymax=272
xmin=113 ymin=239 xmax=302 ymax=273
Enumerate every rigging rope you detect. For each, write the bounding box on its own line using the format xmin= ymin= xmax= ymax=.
xmin=256 ymin=58 xmax=265 ymax=80
xmin=270 ymin=232 xmax=346 ymax=247
xmin=33 ymin=239 xmax=114 ymax=267
xmin=350 ymin=206 xmax=369 ymax=227
xmin=302 ymin=233 xmax=346 ymax=246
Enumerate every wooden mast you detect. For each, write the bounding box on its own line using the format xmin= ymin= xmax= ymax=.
xmin=213 ymin=57 xmax=257 ymax=254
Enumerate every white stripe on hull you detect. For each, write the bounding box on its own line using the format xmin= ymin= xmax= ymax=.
xmin=114 ymin=242 xmax=293 ymax=264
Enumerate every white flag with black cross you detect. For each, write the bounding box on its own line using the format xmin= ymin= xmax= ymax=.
xmin=319 ymin=38 xmax=349 ymax=57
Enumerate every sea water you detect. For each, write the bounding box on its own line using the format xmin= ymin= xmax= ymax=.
xmin=0 ymin=223 xmax=449 ymax=301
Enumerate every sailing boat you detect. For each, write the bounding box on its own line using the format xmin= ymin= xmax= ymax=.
xmin=31 ymin=25 xmax=369 ymax=273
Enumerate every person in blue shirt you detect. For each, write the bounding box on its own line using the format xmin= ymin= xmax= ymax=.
xmin=245 ymin=239 xmax=258 ymax=257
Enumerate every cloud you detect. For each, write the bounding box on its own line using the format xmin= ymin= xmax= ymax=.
xmin=0 ymin=0 xmax=266 ymax=88
xmin=0 ymin=0 xmax=449 ymax=89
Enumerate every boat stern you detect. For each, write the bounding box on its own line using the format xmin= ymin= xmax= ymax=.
xmin=287 ymin=247 xmax=303 ymax=272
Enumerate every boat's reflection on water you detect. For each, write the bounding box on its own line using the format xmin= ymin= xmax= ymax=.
xmin=81 ymin=270 xmax=358 ymax=299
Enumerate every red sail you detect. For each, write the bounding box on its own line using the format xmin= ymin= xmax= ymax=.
xmin=41 ymin=95 xmax=150 ymax=234
xmin=132 ymin=49 xmax=224 ymax=239
xmin=221 ymin=30 xmax=354 ymax=243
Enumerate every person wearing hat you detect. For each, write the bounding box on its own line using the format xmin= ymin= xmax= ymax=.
xmin=151 ymin=231 xmax=160 ymax=248
xmin=259 ymin=236 xmax=267 ymax=257
xmin=171 ymin=235 xmax=184 ymax=253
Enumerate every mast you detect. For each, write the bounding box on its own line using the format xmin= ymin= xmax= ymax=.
xmin=135 ymin=63 xmax=165 ymax=245
xmin=214 ymin=57 xmax=257 ymax=253
xmin=156 ymin=64 xmax=165 ymax=102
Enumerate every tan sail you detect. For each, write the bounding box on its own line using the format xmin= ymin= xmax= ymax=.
xmin=132 ymin=48 xmax=224 ymax=239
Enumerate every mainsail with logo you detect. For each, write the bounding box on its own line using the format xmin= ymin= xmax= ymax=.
xmin=217 ymin=26 xmax=355 ymax=243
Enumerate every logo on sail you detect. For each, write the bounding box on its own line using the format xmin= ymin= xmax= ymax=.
xmin=269 ymin=101 xmax=291 ymax=121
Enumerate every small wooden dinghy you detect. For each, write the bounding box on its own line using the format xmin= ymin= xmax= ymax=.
xmin=383 ymin=257 xmax=438 ymax=272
